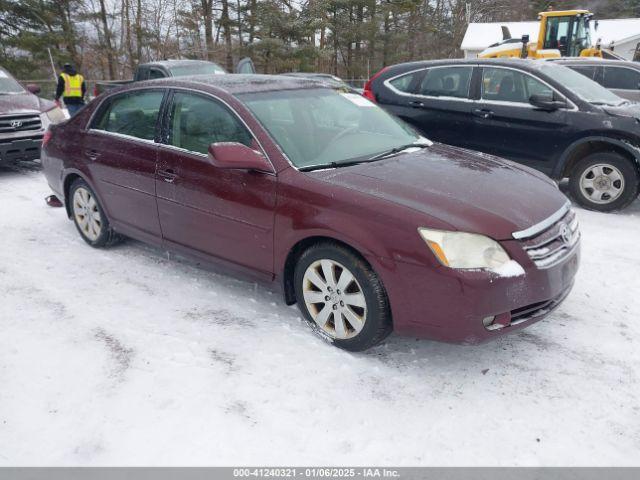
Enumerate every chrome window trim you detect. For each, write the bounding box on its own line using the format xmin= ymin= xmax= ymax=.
xmin=512 ymin=201 xmax=571 ymax=240
xmin=478 ymin=65 xmax=578 ymax=111
xmin=383 ymin=65 xmax=475 ymax=101
xmin=87 ymin=128 xmax=157 ymax=146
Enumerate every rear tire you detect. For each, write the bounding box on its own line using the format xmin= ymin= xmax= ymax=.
xmin=69 ymin=178 xmax=121 ymax=248
xmin=293 ymin=242 xmax=392 ymax=352
xmin=569 ymin=152 xmax=639 ymax=212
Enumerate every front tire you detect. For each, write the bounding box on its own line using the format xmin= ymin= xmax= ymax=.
xmin=293 ymin=242 xmax=392 ymax=352
xmin=69 ymin=178 xmax=120 ymax=248
xmin=569 ymin=152 xmax=639 ymax=212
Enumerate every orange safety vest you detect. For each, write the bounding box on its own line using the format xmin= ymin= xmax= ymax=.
xmin=60 ymin=72 xmax=84 ymax=97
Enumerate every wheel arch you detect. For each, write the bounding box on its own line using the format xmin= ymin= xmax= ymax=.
xmin=281 ymin=235 xmax=377 ymax=306
xmin=62 ymin=170 xmax=103 ymax=219
xmin=553 ymin=136 xmax=640 ymax=179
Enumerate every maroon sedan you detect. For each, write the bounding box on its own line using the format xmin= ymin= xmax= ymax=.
xmin=42 ymin=75 xmax=580 ymax=351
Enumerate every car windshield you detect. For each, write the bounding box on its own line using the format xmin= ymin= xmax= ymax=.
xmin=169 ymin=63 xmax=226 ymax=76
xmin=540 ymin=63 xmax=625 ymax=106
xmin=239 ymin=88 xmax=427 ymax=169
xmin=0 ymin=70 xmax=25 ymax=94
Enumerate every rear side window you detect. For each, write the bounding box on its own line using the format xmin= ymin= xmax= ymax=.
xmin=93 ymin=90 xmax=164 ymax=141
xmin=388 ymin=71 xmax=419 ymax=93
xmin=167 ymin=92 xmax=253 ymax=155
xmin=149 ymin=68 xmax=166 ymax=79
xmin=569 ymin=65 xmax=597 ymax=80
xmin=481 ymin=67 xmax=552 ymax=103
xmin=603 ymin=67 xmax=640 ymax=90
xmin=418 ymin=66 xmax=472 ymax=98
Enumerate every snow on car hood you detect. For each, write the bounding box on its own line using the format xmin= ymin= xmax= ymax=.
xmin=0 ymin=91 xmax=53 ymax=115
xmin=309 ymin=143 xmax=568 ymax=240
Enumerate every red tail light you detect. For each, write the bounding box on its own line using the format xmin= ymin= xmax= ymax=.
xmin=362 ymin=67 xmax=389 ymax=102
xmin=93 ymin=85 xmax=99 ymax=97
xmin=42 ymin=129 xmax=53 ymax=147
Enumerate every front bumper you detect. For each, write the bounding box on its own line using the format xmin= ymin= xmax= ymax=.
xmin=379 ymin=241 xmax=580 ymax=344
xmin=0 ymin=136 xmax=42 ymax=163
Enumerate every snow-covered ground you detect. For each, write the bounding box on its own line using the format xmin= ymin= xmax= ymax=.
xmin=1 ymin=162 xmax=639 ymax=466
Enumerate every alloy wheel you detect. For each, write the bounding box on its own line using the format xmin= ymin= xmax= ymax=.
xmin=302 ymin=259 xmax=367 ymax=339
xmin=579 ymin=163 xmax=625 ymax=205
xmin=72 ymin=187 xmax=102 ymax=241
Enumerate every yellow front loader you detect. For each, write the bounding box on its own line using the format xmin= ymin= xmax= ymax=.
xmin=479 ymin=10 xmax=603 ymax=59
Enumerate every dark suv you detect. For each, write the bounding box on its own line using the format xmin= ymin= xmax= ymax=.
xmin=364 ymin=59 xmax=640 ymax=212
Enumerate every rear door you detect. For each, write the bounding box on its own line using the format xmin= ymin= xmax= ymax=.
xmin=85 ymin=89 xmax=166 ymax=243
xmin=381 ymin=65 xmax=476 ymax=148
xmin=468 ymin=66 xmax=571 ymax=174
xmin=602 ymin=65 xmax=640 ymax=102
xmin=156 ymin=90 xmax=276 ymax=278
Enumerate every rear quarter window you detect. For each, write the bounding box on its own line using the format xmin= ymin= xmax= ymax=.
xmin=388 ymin=72 xmax=420 ymax=93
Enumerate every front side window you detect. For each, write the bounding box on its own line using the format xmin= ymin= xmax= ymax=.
xmin=167 ymin=92 xmax=253 ymax=155
xmin=418 ymin=66 xmax=472 ymax=98
xmin=482 ymin=68 xmax=552 ymax=103
xmin=603 ymin=67 xmax=640 ymax=90
xmin=240 ymin=88 xmax=425 ymax=169
xmin=94 ymin=90 xmax=164 ymax=141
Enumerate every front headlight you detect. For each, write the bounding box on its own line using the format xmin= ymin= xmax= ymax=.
xmin=418 ymin=227 xmax=511 ymax=270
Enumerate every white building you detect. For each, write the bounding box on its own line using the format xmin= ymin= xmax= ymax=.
xmin=461 ymin=18 xmax=640 ymax=60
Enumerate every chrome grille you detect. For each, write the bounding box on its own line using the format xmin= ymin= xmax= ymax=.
xmin=519 ymin=208 xmax=580 ymax=269
xmin=0 ymin=114 xmax=42 ymax=133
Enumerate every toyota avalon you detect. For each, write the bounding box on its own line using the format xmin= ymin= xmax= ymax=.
xmin=42 ymin=75 xmax=580 ymax=351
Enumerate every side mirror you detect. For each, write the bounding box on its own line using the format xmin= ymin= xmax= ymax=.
xmin=529 ymin=93 xmax=566 ymax=111
xmin=26 ymin=83 xmax=41 ymax=95
xmin=208 ymin=142 xmax=273 ymax=173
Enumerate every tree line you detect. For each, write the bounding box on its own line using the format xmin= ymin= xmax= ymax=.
xmin=0 ymin=0 xmax=638 ymax=82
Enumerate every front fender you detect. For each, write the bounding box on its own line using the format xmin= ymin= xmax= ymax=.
xmin=552 ymin=135 xmax=640 ymax=179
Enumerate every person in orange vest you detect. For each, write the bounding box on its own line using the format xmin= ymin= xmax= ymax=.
xmin=55 ymin=63 xmax=86 ymax=117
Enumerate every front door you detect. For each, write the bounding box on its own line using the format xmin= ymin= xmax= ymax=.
xmin=84 ymin=89 xmax=166 ymax=243
xmin=156 ymin=91 xmax=276 ymax=277
xmin=468 ymin=66 xmax=570 ymax=174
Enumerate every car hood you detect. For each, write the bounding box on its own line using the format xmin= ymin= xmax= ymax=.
xmin=601 ymin=102 xmax=640 ymax=120
xmin=0 ymin=92 xmax=53 ymax=115
xmin=308 ymin=144 xmax=567 ymax=240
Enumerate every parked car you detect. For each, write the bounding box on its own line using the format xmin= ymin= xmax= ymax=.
xmin=93 ymin=60 xmax=227 ymax=96
xmin=0 ymin=66 xmax=66 ymax=164
xmin=364 ymin=58 xmax=640 ymax=212
xmin=42 ymin=75 xmax=579 ymax=351
xmin=551 ymin=58 xmax=640 ymax=102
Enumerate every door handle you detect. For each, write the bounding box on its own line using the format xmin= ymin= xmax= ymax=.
xmin=85 ymin=149 xmax=100 ymax=160
xmin=472 ymin=108 xmax=494 ymax=119
xmin=158 ymin=168 xmax=178 ymax=183
xmin=409 ymin=100 xmax=425 ymax=108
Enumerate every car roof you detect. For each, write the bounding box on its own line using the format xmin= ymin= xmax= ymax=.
xmin=136 ymin=73 xmax=328 ymax=95
xmin=384 ymin=57 xmax=551 ymax=73
xmin=139 ymin=59 xmax=223 ymax=69
xmin=550 ymin=58 xmax=640 ymax=68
